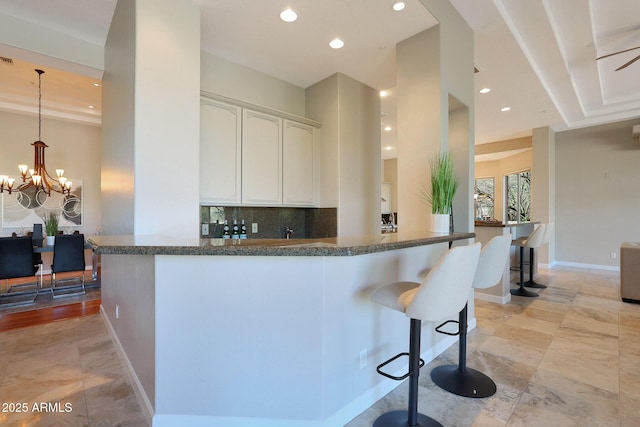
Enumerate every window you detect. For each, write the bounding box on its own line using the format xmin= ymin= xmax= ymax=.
xmin=474 ymin=178 xmax=494 ymax=220
xmin=505 ymin=171 xmax=530 ymax=223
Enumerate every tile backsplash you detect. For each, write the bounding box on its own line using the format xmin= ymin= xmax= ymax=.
xmin=200 ymin=206 xmax=337 ymax=239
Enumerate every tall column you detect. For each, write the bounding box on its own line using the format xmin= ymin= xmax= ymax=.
xmin=102 ymin=0 xmax=201 ymax=238
xmin=396 ymin=27 xmax=442 ymax=232
xmin=532 ymin=126 xmax=556 ymax=265
xmin=396 ymin=21 xmax=474 ymax=233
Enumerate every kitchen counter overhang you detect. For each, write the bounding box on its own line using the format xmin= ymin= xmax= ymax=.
xmin=88 ymin=230 xmax=475 ymax=256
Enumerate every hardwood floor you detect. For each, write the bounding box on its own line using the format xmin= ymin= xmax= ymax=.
xmin=0 ymin=271 xmax=101 ymax=332
xmin=0 ymin=298 xmax=101 ymax=332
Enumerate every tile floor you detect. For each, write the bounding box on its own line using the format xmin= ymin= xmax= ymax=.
xmin=0 ymin=265 xmax=638 ymax=426
xmin=347 ymin=266 xmax=640 ymax=426
xmin=0 ymin=313 xmax=148 ymax=426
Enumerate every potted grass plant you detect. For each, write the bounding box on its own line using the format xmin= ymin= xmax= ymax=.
xmin=421 ymin=151 xmax=458 ymax=232
xmin=44 ymin=211 xmax=59 ymax=246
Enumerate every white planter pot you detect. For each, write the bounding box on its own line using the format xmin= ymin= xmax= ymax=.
xmin=430 ymin=213 xmax=450 ymax=233
xmin=46 ymin=235 xmax=55 ymax=246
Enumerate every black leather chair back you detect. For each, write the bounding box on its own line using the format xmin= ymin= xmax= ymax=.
xmin=0 ymin=236 xmax=38 ymax=279
xmin=52 ymin=234 xmax=86 ymax=273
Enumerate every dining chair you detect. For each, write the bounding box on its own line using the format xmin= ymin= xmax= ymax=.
xmin=0 ymin=236 xmax=40 ymax=307
xmin=51 ymin=233 xmax=87 ymax=298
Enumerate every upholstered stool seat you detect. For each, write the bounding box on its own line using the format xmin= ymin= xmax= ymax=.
xmin=511 ymin=224 xmax=546 ymax=298
xmin=370 ymin=243 xmax=481 ymax=427
xmin=430 ymin=234 xmax=511 ymax=398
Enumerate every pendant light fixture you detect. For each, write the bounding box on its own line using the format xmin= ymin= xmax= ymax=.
xmin=0 ymin=69 xmax=71 ymax=196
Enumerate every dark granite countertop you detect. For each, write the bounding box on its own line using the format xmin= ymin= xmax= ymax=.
xmin=88 ymin=231 xmax=475 ymax=257
xmin=474 ymin=221 xmax=539 ymax=228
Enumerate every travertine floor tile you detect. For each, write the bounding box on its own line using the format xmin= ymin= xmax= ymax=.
xmin=0 ymin=315 xmax=148 ymax=426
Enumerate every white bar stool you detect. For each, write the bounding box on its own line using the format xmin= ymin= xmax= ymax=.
xmin=524 ymin=222 xmax=553 ymax=288
xmin=370 ymin=243 xmax=481 ymax=427
xmin=430 ymin=234 xmax=511 ymax=398
xmin=511 ymin=224 xmax=546 ymax=298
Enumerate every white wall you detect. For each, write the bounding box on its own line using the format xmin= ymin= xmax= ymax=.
xmin=101 ymin=254 xmax=156 ymax=416
xmin=555 ymin=119 xmax=640 ymax=268
xmin=201 ymin=52 xmax=306 ymax=117
xmin=383 ymin=158 xmax=398 ymax=213
xmin=0 ymin=10 xmax=104 ymax=72
xmin=397 ymin=0 xmax=475 ymax=233
xmin=133 ymin=0 xmax=200 ymax=237
xmin=306 ymin=73 xmax=381 ymax=236
xmin=0 ymin=110 xmax=101 ymax=237
xmin=102 ymin=0 xmax=201 ymax=238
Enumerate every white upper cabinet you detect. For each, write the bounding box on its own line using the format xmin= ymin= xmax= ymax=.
xmin=200 ymin=99 xmax=242 ymax=204
xmin=283 ymin=120 xmax=315 ymax=206
xmin=241 ymin=109 xmax=283 ymax=205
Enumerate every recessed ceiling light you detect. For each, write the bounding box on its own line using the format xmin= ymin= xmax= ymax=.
xmin=329 ymin=38 xmax=344 ymax=49
xmin=501 ymin=107 xmax=511 ymax=112
xmin=380 ymin=90 xmax=389 ymax=97
xmin=93 ymin=82 xmax=100 ymax=87
xmin=384 ymin=126 xmax=392 ymax=131
xmin=479 ymin=87 xmax=491 ymax=94
xmin=88 ymin=105 xmax=95 ymax=109
xmin=280 ymin=8 xmax=297 ymax=22
xmin=392 ymin=2 xmax=406 ymax=11
xmin=385 ymin=146 xmax=394 ymax=151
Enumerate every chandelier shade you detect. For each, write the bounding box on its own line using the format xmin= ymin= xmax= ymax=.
xmin=0 ymin=69 xmax=71 ymax=197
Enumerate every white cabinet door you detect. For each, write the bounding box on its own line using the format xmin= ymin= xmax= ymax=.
xmin=200 ymin=99 xmax=242 ymax=205
xmin=283 ymin=120 xmax=315 ymax=206
xmin=241 ymin=109 xmax=282 ymax=205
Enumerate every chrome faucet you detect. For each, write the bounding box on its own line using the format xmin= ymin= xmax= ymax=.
xmin=285 ymin=227 xmax=294 ymax=239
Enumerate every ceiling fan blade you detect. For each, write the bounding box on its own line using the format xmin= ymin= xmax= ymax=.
xmin=615 ymin=54 xmax=640 ymax=71
xmin=596 ymin=45 xmax=640 ymax=61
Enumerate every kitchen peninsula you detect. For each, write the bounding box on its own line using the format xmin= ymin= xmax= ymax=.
xmin=89 ymin=231 xmax=474 ymax=427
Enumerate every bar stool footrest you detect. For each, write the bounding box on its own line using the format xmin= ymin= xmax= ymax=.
xmin=376 ymin=352 xmax=425 ymax=381
xmin=435 ymin=319 xmax=461 ymax=336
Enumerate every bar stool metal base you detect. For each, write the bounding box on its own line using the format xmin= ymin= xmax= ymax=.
xmin=373 ymin=410 xmax=443 ymax=427
xmin=510 ymin=287 xmax=539 ymax=297
xmin=511 ymin=246 xmax=539 ymax=298
xmin=524 ymin=279 xmax=547 ymax=289
xmin=523 ymin=248 xmax=547 ymax=289
xmin=430 ymin=365 xmax=497 ymax=398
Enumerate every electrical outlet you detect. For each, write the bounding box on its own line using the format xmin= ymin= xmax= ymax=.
xmin=611 ymin=251 xmax=617 ymax=259
xmin=359 ymin=349 xmax=367 ymax=369
xmin=115 ymin=304 xmax=119 ymax=319
xmin=252 ymin=223 xmax=258 ymax=233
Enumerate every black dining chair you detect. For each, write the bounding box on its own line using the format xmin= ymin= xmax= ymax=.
xmin=51 ymin=233 xmax=87 ymax=298
xmin=0 ymin=236 xmax=40 ymax=307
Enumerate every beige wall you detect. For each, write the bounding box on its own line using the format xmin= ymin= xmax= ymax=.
xmin=555 ymin=119 xmax=640 ymax=268
xmin=0 ymin=110 xmax=102 ymax=237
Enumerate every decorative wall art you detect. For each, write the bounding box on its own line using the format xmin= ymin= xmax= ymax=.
xmin=1 ymin=177 xmax=83 ymax=229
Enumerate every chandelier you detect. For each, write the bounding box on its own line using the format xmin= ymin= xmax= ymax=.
xmin=0 ymin=69 xmax=71 ymax=196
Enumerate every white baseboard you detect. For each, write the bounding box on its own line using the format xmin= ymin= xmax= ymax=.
xmin=100 ymin=306 xmax=155 ymax=426
xmin=474 ymin=290 xmax=511 ymax=305
xmin=550 ymin=261 xmax=620 ymax=272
